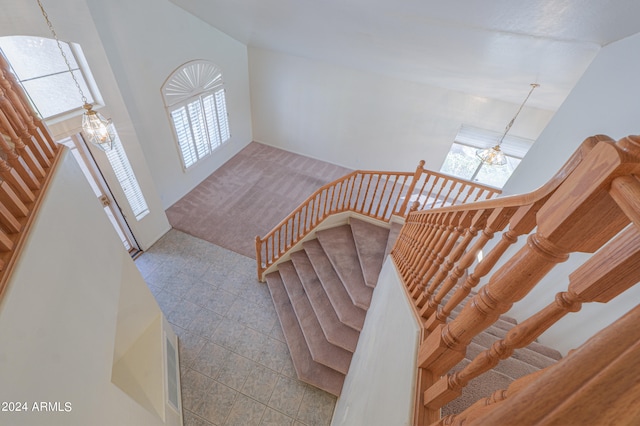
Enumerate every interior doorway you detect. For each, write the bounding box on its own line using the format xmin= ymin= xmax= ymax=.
xmin=59 ymin=134 xmax=141 ymax=256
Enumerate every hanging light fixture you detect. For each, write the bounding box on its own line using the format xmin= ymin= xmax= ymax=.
xmin=476 ymin=83 xmax=539 ymax=166
xmin=37 ymin=0 xmax=115 ymax=151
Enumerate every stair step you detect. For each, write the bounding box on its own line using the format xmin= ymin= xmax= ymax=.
xmin=316 ymin=225 xmax=372 ymax=309
xmin=443 ymin=358 xmax=514 ymax=417
xmin=304 ymin=240 xmax=366 ymax=331
xmin=464 ymin=341 xmax=539 ymax=380
xmin=350 ymin=218 xmax=389 ymax=288
xmin=473 ymin=331 xmax=561 ymax=369
xmin=265 ymin=272 xmax=345 ymax=396
xmin=278 ymin=262 xmax=353 ymax=374
xmin=385 ymin=222 xmax=403 ymax=259
xmin=290 ymin=251 xmax=359 ymax=352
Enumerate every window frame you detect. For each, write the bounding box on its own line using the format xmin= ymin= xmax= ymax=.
xmin=439 ymin=125 xmax=534 ymax=189
xmin=162 ymin=60 xmax=231 ymax=171
xmin=0 ymin=35 xmax=103 ymax=122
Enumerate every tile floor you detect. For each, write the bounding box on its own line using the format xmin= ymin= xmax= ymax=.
xmin=134 ymin=229 xmax=337 ymax=426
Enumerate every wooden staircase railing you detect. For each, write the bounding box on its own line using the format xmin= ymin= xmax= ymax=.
xmin=255 ymin=161 xmax=501 ymax=281
xmin=0 ymin=53 xmax=63 ymax=300
xmin=391 ymin=134 xmax=640 ymax=425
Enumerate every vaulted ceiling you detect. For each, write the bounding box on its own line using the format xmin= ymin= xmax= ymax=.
xmin=171 ymin=0 xmax=640 ymax=111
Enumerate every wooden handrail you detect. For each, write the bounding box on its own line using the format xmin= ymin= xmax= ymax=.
xmin=255 ymin=164 xmax=501 ymax=280
xmin=391 ymin=134 xmax=640 ymax=424
xmin=0 ymin=52 xmax=63 ymax=300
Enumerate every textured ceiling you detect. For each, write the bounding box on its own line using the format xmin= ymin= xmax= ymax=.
xmin=171 ymin=0 xmax=640 ymax=111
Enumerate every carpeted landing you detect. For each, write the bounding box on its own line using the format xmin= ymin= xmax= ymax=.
xmin=166 ymin=142 xmax=352 ymax=259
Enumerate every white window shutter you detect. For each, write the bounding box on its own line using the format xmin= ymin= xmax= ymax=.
xmin=104 ymin=133 xmax=149 ymax=220
xmin=162 ymin=60 xmax=231 ymax=170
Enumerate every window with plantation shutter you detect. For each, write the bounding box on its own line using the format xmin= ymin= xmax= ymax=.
xmin=104 ymin=131 xmax=149 ymax=220
xmin=162 ymin=61 xmax=231 ymax=170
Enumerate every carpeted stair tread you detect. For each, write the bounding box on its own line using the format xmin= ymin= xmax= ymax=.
xmin=316 ymin=225 xmax=372 ymax=309
xmin=443 ymin=358 xmax=514 ymax=417
xmin=290 ymin=251 xmax=359 ymax=352
xmin=349 ymin=218 xmax=389 ymax=288
xmin=265 ymin=271 xmax=345 ymax=396
xmin=473 ymin=331 xmax=561 ymax=369
xmin=385 ymin=222 xmax=403 ymax=259
xmin=303 ymin=240 xmax=366 ymax=331
xmin=464 ymin=341 xmax=540 ymax=380
xmin=278 ymin=262 xmax=353 ymax=375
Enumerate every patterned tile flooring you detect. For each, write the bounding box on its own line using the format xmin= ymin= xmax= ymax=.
xmin=134 ymin=229 xmax=337 ymax=426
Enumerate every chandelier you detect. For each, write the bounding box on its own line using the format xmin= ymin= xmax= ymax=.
xmin=37 ymin=0 xmax=115 ymax=151
xmin=476 ymin=83 xmax=539 ymax=166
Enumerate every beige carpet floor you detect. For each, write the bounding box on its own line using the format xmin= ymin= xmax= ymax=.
xmin=166 ymin=142 xmax=352 ymax=259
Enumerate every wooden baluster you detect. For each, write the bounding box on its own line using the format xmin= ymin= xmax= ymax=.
xmin=395 ymin=214 xmax=427 ymax=288
xmin=418 ymin=211 xmax=474 ymax=310
xmin=255 ymin=236 xmax=263 ymax=280
xmin=429 ymin=177 xmax=445 ymax=209
xmin=394 ymin=205 xmax=424 ymax=281
xmin=351 ymin=173 xmax=361 ymax=211
xmin=449 ymin=182 xmax=467 ymax=206
xmin=427 ymin=223 xmax=640 ymax=408
xmin=390 ymin=174 xmax=405 ymax=216
xmin=399 ymin=160 xmax=425 ymax=215
xmin=0 ymin=60 xmax=57 ymax=160
xmin=471 ymin=302 xmax=640 ymax=425
xmin=434 ymin=367 xmax=549 ymax=426
xmin=0 ymin=227 xmax=13 ymax=253
xmin=373 ymin=174 xmax=389 ymax=218
xmin=380 ymin=174 xmax=398 ymax=218
xmin=414 ymin=213 xmax=459 ymax=307
xmin=391 ymin=219 xmax=413 ymax=275
xmin=420 ymin=210 xmax=487 ymax=319
xmin=418 ymin=136 xmax=640 ymax=376
xmin=420 ymin=206 xmax=511 ymax=322
xmin=417 ymin=212 xmax=466 ymax=297
xmin=409 ymin=213 xmax=445 ymax=296
xmin=0 ymin=180 xmax=28 ymax=219
xmin=0 ymin=108 xmax=40 ymax=190
xmin=0 ymin=87 xmax=47 ymax=177
xmin=402 ymin=213 xmax=435 ymax=289
xmin=0 ymin=157 xmax=34 ymax=204
xmin=398 ymin=221 xmax=424 ymax=286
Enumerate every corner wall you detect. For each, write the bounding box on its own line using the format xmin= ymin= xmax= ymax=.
xmin=248 ymin=47 xmax=553 ymax=172
xmin=0 ymin=151 xmax=179 ymax=425
xmin=332 ymin=258 xmax=420 ymax=426
xmin=500 ymin=32 xmax=640 ymax=354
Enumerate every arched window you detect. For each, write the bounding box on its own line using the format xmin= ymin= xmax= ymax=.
xmin=162 ymin=60 xmax=230 ymax=170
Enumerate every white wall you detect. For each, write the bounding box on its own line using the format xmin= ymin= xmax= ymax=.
xmin=498 ymin=32 xmax=640 ymax=354
xmin=0 ymin=0 xmax=255 ymax=249
xmin=0 ymin=151 xmax=179 ymax=426
xmin=0 ymin=0 xmax=172 ymax=250
xmin=85 ymin=0 xmax=254 ymax=209
xmin=249 ymin=47 xmax=553 ymax=172
xmin=332 ymin=258 xmax=420 ymax=426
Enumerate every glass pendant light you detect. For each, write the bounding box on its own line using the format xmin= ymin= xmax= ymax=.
xmin=37 ymin=0 xmax=115 ymax=151
xmin=476 ymin=83 xmax=539 ymax=166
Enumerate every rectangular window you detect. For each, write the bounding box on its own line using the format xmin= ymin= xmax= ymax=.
xmin=104 ymin=131 xmax=149 ymax=220
xmin=440 ymin=125 xmax=533 ymax=188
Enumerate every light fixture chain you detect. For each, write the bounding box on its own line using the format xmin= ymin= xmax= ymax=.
xmin=497 ymin=83 xmax=539 ymax=146
xmin=36 ymin=0 xmax=87 ymax=104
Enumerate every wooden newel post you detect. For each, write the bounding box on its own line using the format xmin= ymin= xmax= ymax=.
xmin=399 ymin=160 xmax=425 ymax=215
xmin=418 ymin=137 xmax=640 ymax=375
